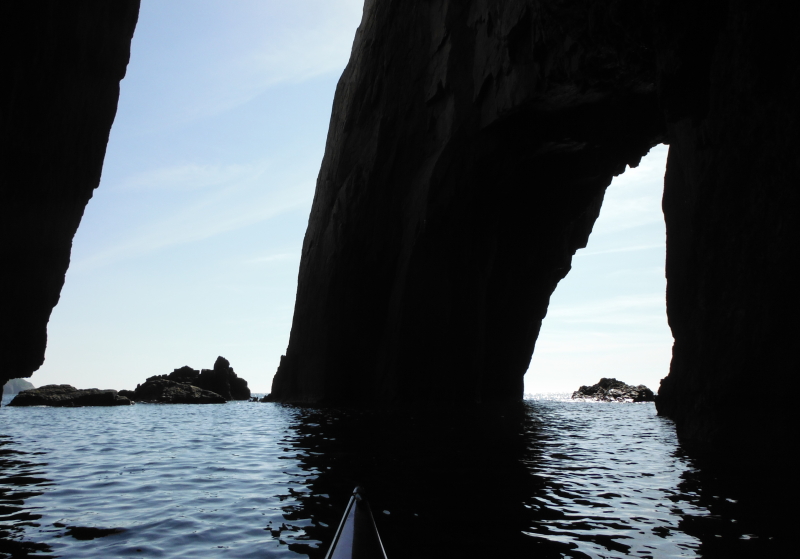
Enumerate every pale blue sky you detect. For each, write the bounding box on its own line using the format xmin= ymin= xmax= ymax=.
xmin=33 ymin=1 xmax=672 ymax=395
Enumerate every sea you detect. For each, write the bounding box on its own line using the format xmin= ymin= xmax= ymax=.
xmin=0 ymin=394 xmax=785 ymax=558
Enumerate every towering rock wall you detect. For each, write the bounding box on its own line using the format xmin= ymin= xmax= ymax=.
xmin=273 ymin=0 xmax=798 ymax=477
xmin=656 ymin=1 xmax=798 ymax=472
xmin=0 ymin=1 xmax=141 ymax=387
xmin=271 ymin=0 xmax=666 ymax=405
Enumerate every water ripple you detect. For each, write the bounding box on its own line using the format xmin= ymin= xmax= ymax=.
xmin=0 ymin=397 xmax=787 ymax=558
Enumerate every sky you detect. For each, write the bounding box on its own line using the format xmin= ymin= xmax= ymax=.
xmin=31 ymin=1 xmax=672 ymax=395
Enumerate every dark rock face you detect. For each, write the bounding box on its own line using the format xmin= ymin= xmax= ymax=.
xmin=572 ymin=378 xmax=654 ymax=402
xmin=654 ymin=2 xmax=798 ymax=477
xmin=272 ymin=0 xmax=665 ymax=406
xmin=131 ymin=378 xmax=226 ymax=405
xmin=271 ymin=0 xmax=798 ymax=488
xmin=0 ymin=1 xmax=141 ymax=388
xmin=148 ymin=357 xmax=251 ymax=401
xmin=7 ymin=385 xmax=131 ymax=407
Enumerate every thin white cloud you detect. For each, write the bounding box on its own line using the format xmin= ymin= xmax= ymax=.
xmin=73 ymin=177 xmax=314 ymax=271
xmin=577 ymin=243 xmax=664 ymax=257
xmin=533 ymin=330 xmax=671 ymax=355
xmin=545 ymin=294 xmax=667 ymax=325
xmin=245 ymin=253 xmax=299 ymax=265
xmin=173 ymin=2 xmax=364 ymax=122
xmin=112 ymin=161 xmax=272 ymax=192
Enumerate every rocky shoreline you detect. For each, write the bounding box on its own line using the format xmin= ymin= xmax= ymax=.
xmin=7 ymin=356 xmax=251 ymax=407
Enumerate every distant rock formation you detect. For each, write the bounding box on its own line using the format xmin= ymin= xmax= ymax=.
xmin=572 ymin=378 xmax=654 ymax=402
xmin=3 ymin=378 xmax=35 ymax=395
xmin=129 ymin=378 xmax=225 ymax=405
xmin=7 ymin=385 xmax=131 ymax=407
xmin=146 ymin=356 xmax=250 ymax=401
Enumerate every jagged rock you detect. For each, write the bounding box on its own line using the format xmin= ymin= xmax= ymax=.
xmin=7 ymin=385 xmax=131 ymax=407
xmin=572 ymin=378 xmax=654 ymax=402
xmin=131 ymin=378 xmax=225 ymax=404
xmin=200 ymin=356 xmax=250 ymax=401
xmin=147 ymin=357 xmax=250 ymax=401
xmin=3 ymin=378 xmax=35 ymax=395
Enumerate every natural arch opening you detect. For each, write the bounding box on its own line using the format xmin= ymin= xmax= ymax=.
xmin=525 ymin=145 xmax=672 ymax=396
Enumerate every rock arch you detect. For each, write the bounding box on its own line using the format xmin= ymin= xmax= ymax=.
xmin=270 ymin=0 xmax=798 ymax=477
xmin=2 ymin=0 xmax=797 ymax=488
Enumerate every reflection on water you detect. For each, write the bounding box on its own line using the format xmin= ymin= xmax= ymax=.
xmin=278 ymin=400 xmax=788 ymax=559
xmin=0 ymin=397 xmax=790 ymax=558
xmin=0 ymin=434 xmax=53 ymax=557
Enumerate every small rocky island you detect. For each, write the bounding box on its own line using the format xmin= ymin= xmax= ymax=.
xmin=7 ymin=385 xmax=132 ymax=407
xmin=7 ymin=356 xmax=250 ymax=407
xmin=572 ymin=378 xmax=655 ymax=402
xmin=120 ymin=356 xmax=250 ymax=404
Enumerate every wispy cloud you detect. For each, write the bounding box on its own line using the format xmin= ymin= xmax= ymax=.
xmin=533 ymin=329 xmax=671 ymax=354
xmin=545 ymin=294 xmax=667 ymax=326
xmin=174 ymin=3 xmax=364 ymax=122
xmin=112 ymin=161 xmax=272 ymax=192
xmin=74 ymin=170 xmax=314 ymax=271
xmin=120 ymin=1 xmax=366 ymax=131
xmin=577 ymin=243 xmax=664 ymax=257
xmin=245 ymin=253 xmax=299 ymax=265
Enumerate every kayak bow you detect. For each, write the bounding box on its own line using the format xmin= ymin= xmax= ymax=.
xmin=324 ymin=486 xmax=388 ymax=559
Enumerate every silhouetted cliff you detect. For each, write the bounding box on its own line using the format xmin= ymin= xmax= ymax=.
xmin=655 ymin=1 xmax=797 ymax=480
xmin=0 ymin=1 xmax=141 ymax=387
xmin=272 ymin=0 xmax=665 ymax=405
xmin=272 ymin=0 xmax=797 ymax=486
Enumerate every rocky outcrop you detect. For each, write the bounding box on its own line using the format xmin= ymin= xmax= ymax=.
xmin=149 ymin=357 xmax=251 ymax=401
xmin=3 ymin=379 xmax=35 ymax=395
xmin=118 ymin=389 xmax=136 ymax=401
xmin=7 ymin=385 xmax=131 ymax=407
xmin=130 ymin=378 xmax=226 ymax=404
xmin=0 ymin=1 xmax=141 ymax=388
xmin=572 ymin=378 xmax=654 ymax=402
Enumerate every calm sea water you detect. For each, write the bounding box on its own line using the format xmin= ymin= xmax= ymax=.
xmin=0 ymin=395 xmax=783 ymax=558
